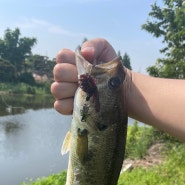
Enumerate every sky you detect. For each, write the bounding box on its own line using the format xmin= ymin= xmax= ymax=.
xmin=0 ymin=0 xmax=164 ymax=74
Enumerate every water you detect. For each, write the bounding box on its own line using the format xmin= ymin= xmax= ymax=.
xmin=0 ymin=94 xmax=72 ymax=185
xmin=0 ymin=108 xmax=71 ymax=185
xmin=0 ymin=94 xmax=140 ymax=185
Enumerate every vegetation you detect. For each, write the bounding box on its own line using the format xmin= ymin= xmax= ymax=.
xmin=119 ymin=143 xmax=185 ymax=185
xmin=125 ymin=121 xmax=152 ymax=159
xmin=142 ymin=0 xmax=185 ymax=78
xmin=122 ymin=53 xmax=132 ymax=70
xmin=0 ymin=82 xmax=51 ymax=95
xmin=117 ymin=51 xmax=132 ymax=70
xmin=0 ymin=58 xmax=16 ymax=82
xmin=21 ymin=123 xmax=185 ymax=185
xmin=21 ymin=171 xmax=67 ymax=185
xmin=0 ymin=28 xmax=55 ymax=89
xmin=0 ymin=28 xmax=37 ymax=73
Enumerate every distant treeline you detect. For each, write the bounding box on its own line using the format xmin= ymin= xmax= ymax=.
xmin=0 ymin=28 xmax=55 ymax=84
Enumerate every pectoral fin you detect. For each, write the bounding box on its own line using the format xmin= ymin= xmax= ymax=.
xmin=61 ymin=130 xmax=71 ymax=155
xmin=76 ymin=128 xmax=88 ymax=163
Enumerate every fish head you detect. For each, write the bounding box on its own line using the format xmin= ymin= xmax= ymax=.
xmin=75 ymin=50 xmax=126 ymax=131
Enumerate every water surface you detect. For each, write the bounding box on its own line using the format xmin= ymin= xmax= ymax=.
xmin=0 ymin=94 xmax=71 ymax=185
xmin=0 ymin=108 xmax=71 ymax=185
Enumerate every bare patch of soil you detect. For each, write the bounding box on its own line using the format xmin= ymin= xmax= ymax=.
xmin=122 ymin=143 xmax=166 ymax=172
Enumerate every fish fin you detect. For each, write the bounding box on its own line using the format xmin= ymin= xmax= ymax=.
xmin=75 ymin=49 xmax=92 ymax=76
xmin=76 ymin=128 xmax=88 ymax=163
xmin=61 ymin=130 xmax=71 ymax=155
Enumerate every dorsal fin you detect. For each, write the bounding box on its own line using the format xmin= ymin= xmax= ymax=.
xmin=75 ymin=49 xmax=93 ymax=76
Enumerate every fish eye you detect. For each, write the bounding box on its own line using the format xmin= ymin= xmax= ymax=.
xmin=108 ymin=77 xmax=122 ymax=89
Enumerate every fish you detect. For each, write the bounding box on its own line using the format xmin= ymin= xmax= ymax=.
xmin=61 ymin=50 xmax=128 ymax=185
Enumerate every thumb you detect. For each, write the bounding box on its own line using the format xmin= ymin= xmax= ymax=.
xmin=80 ymin=38 xmax=117 ymax=64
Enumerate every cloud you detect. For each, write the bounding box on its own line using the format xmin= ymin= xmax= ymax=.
xmin=15 ymin=18 xmax=90 ymax=38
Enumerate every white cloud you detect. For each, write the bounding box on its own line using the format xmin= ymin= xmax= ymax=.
xmin=11 ymin=18 xmax=93 ymax=58
xmin=15 ymin=18 xmax=90 ymax=38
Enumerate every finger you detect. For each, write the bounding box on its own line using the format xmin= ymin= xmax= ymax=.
xmin=54 ymin=99 xmax=74 ymax=115
xmin=51 ymin=82 xmax=78 ymax=100
xmin=81 ymin=38 xmax=117 ymax=63
xmin=56 ymin=48 xmax=76 ymax=64
xmin=53 ymin=63 xmax=78 ymax=82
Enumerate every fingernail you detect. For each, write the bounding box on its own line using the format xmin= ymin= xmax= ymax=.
xmin=81 ymin=46 xmax=94 ymax=53
xmin=81 ymin=47 xmax=95 ymax=62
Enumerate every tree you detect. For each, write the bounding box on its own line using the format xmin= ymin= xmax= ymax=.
xmin=28 ymin=54 xmax=55 ymax=80
xmin=0 ymin=28 xmax=37 ymax=74
xmin=142 ymin=0 xmax=185 ymax=78
xmin=117 ymin=51 xmax=132 ymax=70
xmin=122 ymin=53 xmax=132 ymax=70
xmin=0 ymin=58 xmax=16 ymax=82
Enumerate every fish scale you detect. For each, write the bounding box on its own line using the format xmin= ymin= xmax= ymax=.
xmin=62 ymin=50 xmax=128 ymax=185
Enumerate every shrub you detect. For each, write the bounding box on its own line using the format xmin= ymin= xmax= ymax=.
xmin=125 ymin=121 xmax=152 ymax=159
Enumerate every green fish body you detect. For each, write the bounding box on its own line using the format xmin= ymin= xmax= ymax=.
xmin=62 ymin=51 xmax=128 ymax=185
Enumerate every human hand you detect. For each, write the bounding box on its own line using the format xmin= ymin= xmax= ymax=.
xmin=50 ymin=38 xmax=117 ymax=115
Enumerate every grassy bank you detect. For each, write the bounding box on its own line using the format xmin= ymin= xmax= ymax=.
xmin=21 ymin=122 xmax=185 ymax=185
xmin=119 ymin=143 xmax=185 ymax=185
xmin=0 ymin=82 xmax=51 ymax=95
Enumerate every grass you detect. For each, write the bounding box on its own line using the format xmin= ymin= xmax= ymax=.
xmin=21 ymin=122 xmax=185 ymax=185
xmin=0 ymin=82 xmax=51 ymax=95
xmin=118 ymin=143 xmax=185 ymax=185
xmin=125 ymin=121 xmax=153 ymax=159
xmin=21 ymin=171 xmax=67 ymax=185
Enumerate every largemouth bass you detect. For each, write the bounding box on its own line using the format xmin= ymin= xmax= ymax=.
xmin=62 ymin=50 xmax=128 ymax=185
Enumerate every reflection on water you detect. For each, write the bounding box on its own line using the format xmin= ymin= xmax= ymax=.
xmin=0 ymin=95 xmax=71 ymax=185
xmin=2 ymin=120 xmax=23 ymax=134
xmin=0 ymin=109 xmax=71 ymax=185
xmin=5 ymin=106 xmax=25 ymax=115
xmin=0 ymin=94 xmax=54 ymax=116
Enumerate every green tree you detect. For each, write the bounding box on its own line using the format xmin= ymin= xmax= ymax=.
xmin=0 ymin=58 xmax=16 ymax=82
xmin=122 ymin=53 xmax=132 ymax=70
xmin=142 ymin=0 xmax=185 ymax=78
xmin=28 ymin=54 xmax=55 ymax=80
xmin=0 ymin=28 xmax=37 ymax=75
xmin=117 ymin=51 xmax=132 ymax=70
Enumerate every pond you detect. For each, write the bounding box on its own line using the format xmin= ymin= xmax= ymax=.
xmin=0 ymin=94 xmax=71 ymax=185
xmin=0 ymin=94 xmax=138 ymax=185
